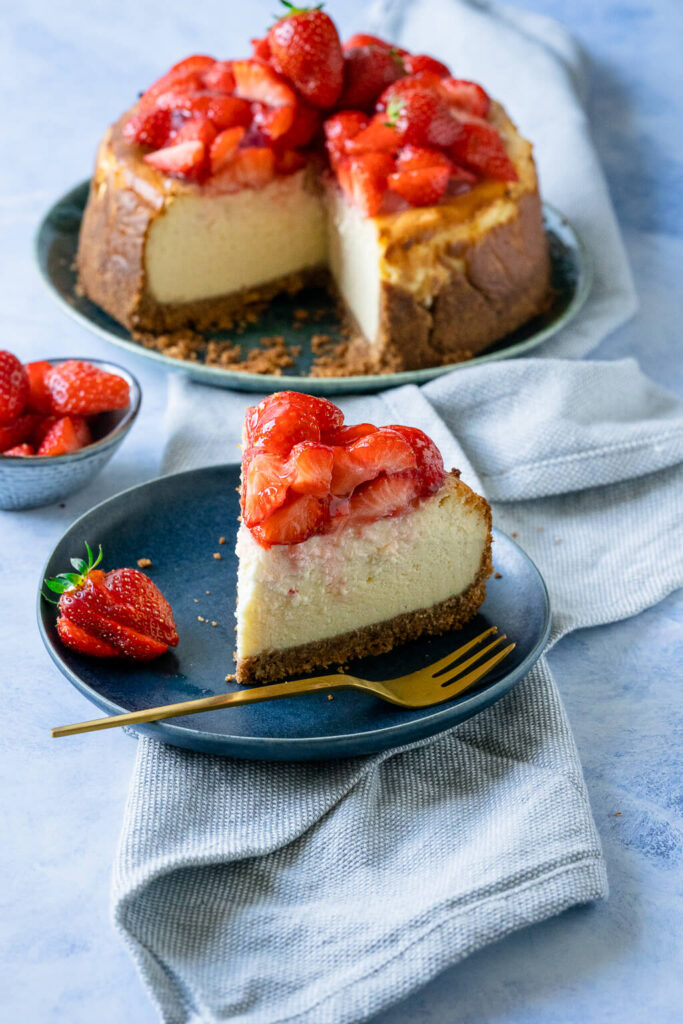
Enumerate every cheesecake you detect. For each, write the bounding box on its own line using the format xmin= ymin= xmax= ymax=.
xmin=234 ymin=392 xmax=493 ymax=684
xmin=77 ymin=6 xmax=550 ymax=373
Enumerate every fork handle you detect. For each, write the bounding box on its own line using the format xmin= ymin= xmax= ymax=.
xmin=51 ymin=674 xmax=354 ymax=738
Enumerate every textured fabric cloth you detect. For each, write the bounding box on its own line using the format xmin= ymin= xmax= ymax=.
xmin=110 ymin=3 xmax=681 ymax=1022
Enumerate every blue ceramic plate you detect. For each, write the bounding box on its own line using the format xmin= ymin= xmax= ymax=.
xmin=35 ymin=181 xmax=591 ymax=396
xmin=38 ymin=465 xmax=550 ymax=760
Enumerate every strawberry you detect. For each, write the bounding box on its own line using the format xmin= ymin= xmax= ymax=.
xmin=343 ymin=34 xmax=406 ymax=55
xmin=142 ymin=55 xmax=215 ymax=103
xmin=385 ymin=86 xmax=460 ymax=147
xmin=276 ymin=102 xmax=322 ymax=150
xmin=252 ymin=493 xmax=327 ymax=547
xmin=209 ymin=126 xmax=246 ymax=174
xmin=0 ymin=350 xmax=29 ymax=422
xmin=275 ymin=149 xmax=308 ymax=174
xmin=174 ymin=118 xmax=217 ymax=147
xmin=245 ymin=391 xmax=342 ymax=449
xmin=388 ymin=425 xmax=444 ymax=493
xmin=347 ymin=472 xmax=420 ymax=521
xmin=144 ymin=140 xmax=206 ymax=178
xmin=449 ymin=121 xmax=518 ymax=181
xmin=25 ymin=360 xmax=53 ymax=414
xmin=396 ymin=144 xmax=451 ymax=171
xmin=122 ymin=107 xmax=174 ymax=149
xmin=344 ymin=114 xmax=402 ymax=155
xmin=324 ymin=111 xmax=369 ymax=165
xmin=388 ymin=165 xmax=450 ymax=206
xmin=242 ymin=450 xmax=291 ymax=526
xmin=267 ymin=2 xmax=344 ymax=109
xmin=45 ymin=542 xmax=178 ymax=661
xmin=0 ymin=413 xmax=40 ymax=450
xmin=338 ymin=45 xmax=405 ymax=113
xmin=286 ymin=442 xmax=334 ymax=496
xmin=324 ymin=423 xmax=376 ymax=445
xmin=32 ymin=414 xmax=58 ymax=447
xmin=37 ymin=416 xmax=92 ymax=456
xmin=2 ymin=443 xmax=35 ymax=457
xmin=202 ymin=60 xmax=235 ymax=93
xmin=212 ymin=147 xmax=276 ymax=190
xmin=336 ymin=152 xmax=394 ymax=216
xmin=233 ymin=59 xmax=297 ymax=107
xmin=403 ymin=54 xmax=450 ymax=78
xmin=252 ymin=103 xmax=296 ymax=142
xmin=251 ymin=37 xmax=271 ymax=62
xmin=440 ymin=78 xmax=490 ymax=118
xmin=330 ymin=428 xmax=416 ymax=495
xmin=46 ymin=360 xmax=130 ymax=416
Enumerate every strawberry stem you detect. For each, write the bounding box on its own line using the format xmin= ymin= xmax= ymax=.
xmin=44 ymin=541 xmax=103 ymax=597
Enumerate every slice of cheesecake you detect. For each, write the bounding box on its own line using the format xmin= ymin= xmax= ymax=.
xmin=234 ymin=392 xmax=492 ymax=684
xmin=76 ymin=6 xmax=550 ymax=372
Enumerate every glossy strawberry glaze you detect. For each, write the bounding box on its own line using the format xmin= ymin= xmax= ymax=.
xmin=240 ymin=392 xmax=445 ymax=548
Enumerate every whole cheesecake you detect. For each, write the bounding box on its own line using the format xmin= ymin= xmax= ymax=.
xmin=77 ymin=7 xmax=550 ymax=372
xmin=234 ymin=392 xmax=493 ymax=684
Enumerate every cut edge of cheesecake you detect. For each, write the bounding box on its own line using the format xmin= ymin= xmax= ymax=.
xmin=234 ymin=470 xmax=493 ymax=685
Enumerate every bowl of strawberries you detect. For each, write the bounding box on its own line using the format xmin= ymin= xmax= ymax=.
xmin=0 ymin=352 xmax=140 ymax=510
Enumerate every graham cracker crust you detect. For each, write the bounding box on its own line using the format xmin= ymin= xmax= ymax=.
xmin=235 ymin=543 xmax=494 ymax=685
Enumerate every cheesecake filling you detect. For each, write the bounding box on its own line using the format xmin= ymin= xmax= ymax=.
xmin=235 ymin=476 xmax=489 ymax=660
xmin=145 ymin=170 xmax=328 ymax=304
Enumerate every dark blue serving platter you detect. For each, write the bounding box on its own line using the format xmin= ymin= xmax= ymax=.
xmin=38 ymin=465 xmax=550 ymax=760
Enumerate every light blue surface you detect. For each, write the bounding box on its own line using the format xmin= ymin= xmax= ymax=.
xmin=1 ymin=1 xmax=681 ymax=1022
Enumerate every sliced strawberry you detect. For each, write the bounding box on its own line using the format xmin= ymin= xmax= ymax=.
xmin=253 ymin=103 xmax=296 ymax=142
xmin=25 ymin=360 xmax=54 ymax=414
xmin=274 ymin=148 xmax=308 ymax=174
xmin=233 ymin=59 xmax=296 ymax=107
xmin=47 ymin=360 xmax=130 ymax=416
xmin=396 ymin=144 xmax=451 ymax=171
xmin=142 ymin=55 xmax=216 ymax=103
xmin=403 ymin=54 xmax=450 ymax=78
xmin=324 ymin=423 xmax=376 ymax=445
xmin=245 ymin=392 xmax=342 ymax=449
xmin=330 ymin=428 xmax=416 ymax=496
xmin=449 ymin=121 xmax=518 ymax=181
xmin=174 ymin=118 xmax=217 ymax=147
xmin=346 ymin=472 xmax=420 ymax=521
xmin=267 ymin=5 xmax=344 ymax=109
xmin=440 ymin=78 xmax=490 ymax=118
xmin=0 ymin=413 xmax=40 ymax=450
xmin=202 ymin=60 xmax=235 ymax=93
xmin=336 ymin=152 xmax=394 ymax=216
xmin=57 ymin=617 xmax=120 ymax=658
xmin=251 ymin=37 xmax=271 ymax=62
xmin=144 ymin=140 xmax=206 ymax=178
xmin=102 ymin=567 xmax=179 ymax=646
xmin=344 ymin=114 xmax=402 ymax=154
xmin=388 ymin=425 xmax=445 ymax=493
xmin=209 ymin=126 xmax=246 ymax=174
xmin=242 ymin=450 xmax=291 ymax=527
xmin=252 ymin=493 xmax=326 ymax=547
xmin=122 ymin=107 xmax=174 ymax=150
xmin=0 ymin=350 xmax=28 ymax=422
xmin=338 ymin=45 xmax=406 ymax=113
xmin=205 ymin=95 xmax=253 ymax=129
xmin=324 ymin=111 xmax=369 ymax=165
xmin=32 ymin=415 xmax=58 ymax=447
xmin=276 ymin=102 xmax=322 ymax=150
xmin=286 ymin=442 xmax=334 ymax=497
xmin=388 ymin=165 xmax=450 ymax=206
xmin=2 ymin=443 xmax=35 ymax=457
xmin=376 ymin=73 xmax=444 ymax=110
xmin=37 ymin=416 xmax=92 ymax=456
xmin=212 ymin=146 xmax=276 ymax=190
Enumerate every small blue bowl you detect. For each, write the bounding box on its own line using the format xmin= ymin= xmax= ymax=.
xmin=0 ymin=358 xmax=141 ymax=510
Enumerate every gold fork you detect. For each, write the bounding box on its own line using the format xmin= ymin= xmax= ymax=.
xmin=52 ymin=627 xmax=514 ymax=738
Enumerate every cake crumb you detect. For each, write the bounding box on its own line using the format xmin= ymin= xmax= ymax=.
xmin=494 ymin=572 xmax=502 ymax=579
xmin=218 ymin=536 xmax=226 ymax=545
xmin=137 ymin=557 xmax=152 ymax=569
xmin=198 ymin=615 xmax=205 ymax=622
xmin=511 ymin=532 xmax=518 ymax=538
xmin=213 ymin=552 xmax=222 ymax=560
xmin=614 ymin=811 xmax=622 ymax=817
xmin=194 ymin=598 xmax=199 ymax=603
xmin=205 ymin=590 xmax=211 ymax=595
xmin=225 ymin=674 xmax=235 ymax=683
xmin=327 ymin=694 xmax=334 ymax=701
xmin=211 ymin=621 xmax=217 ymax=627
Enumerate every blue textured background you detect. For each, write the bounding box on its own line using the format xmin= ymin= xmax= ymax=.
xmin=2 ymin=1 xmax=682 ymax=1021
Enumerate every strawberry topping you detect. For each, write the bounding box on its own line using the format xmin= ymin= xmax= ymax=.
xmin=241 ymin=392 xmax=444 ymax=547
xmin=267 ymin=2 xmax=344 ymax=109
